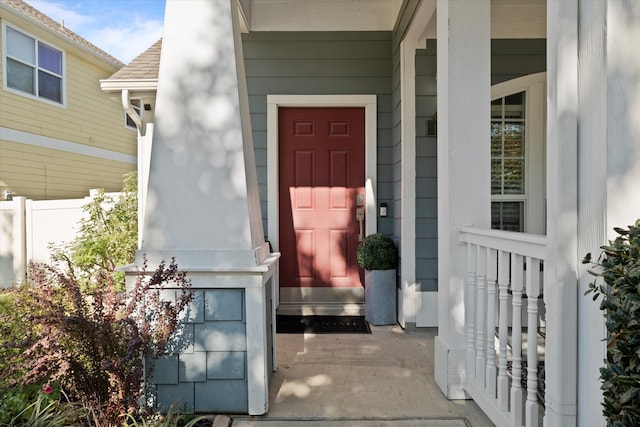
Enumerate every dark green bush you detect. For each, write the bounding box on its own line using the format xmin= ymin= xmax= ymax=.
xmin=584 ymin=220 xmax=640 ymax=426
xmin=356 ymin=233 xmax=399 ymax=270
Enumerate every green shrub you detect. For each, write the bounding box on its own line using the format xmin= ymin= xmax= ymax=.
xmin=356 ymin=233 xmax=399 ymax=270
xmin=51 ymin=171 xmax=138 ymax=292
xmin=0 ymin=385 xmax=90 ymax=427
xmin=121 ymin=405 xmax=212 ymax=427
xmin=584 ymin=220 xmax=640 ymax=426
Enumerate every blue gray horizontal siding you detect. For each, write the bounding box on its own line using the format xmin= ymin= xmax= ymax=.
xmin=242 ymin=31 xmax=393 ymax=236
xmin=415 ymin=38 xmax=546 ymax=292
xmin=390 ymin=0 xmax=421 ymax=267
xmin=242 ymin=28 xmax=545 ymax=294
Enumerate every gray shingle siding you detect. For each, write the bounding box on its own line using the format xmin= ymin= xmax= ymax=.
xmin=242 ymin=31 xmax=394 ymax=235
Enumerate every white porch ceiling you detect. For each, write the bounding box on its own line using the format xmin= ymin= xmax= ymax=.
xmin=239 ymin=0 xmax=404 ymax=31
xmin=238 ymin=0 xmax=546 ymax=38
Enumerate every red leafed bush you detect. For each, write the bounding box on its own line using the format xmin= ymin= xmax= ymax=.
xmin=0 ymin=257 xmax=192 ymax=426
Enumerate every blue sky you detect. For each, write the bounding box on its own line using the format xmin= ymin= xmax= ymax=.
xmin=25 ymin=0 xmax=166 ymax=64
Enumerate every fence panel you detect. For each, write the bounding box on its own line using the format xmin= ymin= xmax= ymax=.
xmin=0 ymin=190 xmax=119 ymax=287
xmin=0 ymin=197 xmax=26 ymax=287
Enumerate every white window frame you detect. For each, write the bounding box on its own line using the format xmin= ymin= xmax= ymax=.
xmin=491 ymin=72 xmax=546 ymax=235
xmin=2 ymin=22 xmax=66 ymax=107
xmin=125 ymin=98 xmax=143 ymax=130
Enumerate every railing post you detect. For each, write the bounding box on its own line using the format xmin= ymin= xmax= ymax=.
xmin=511 ymin=254 xmax=525 ymax=426
xmin=497 ymin=250 xmax=510 ymax=412
xmin=476 ymin=246 xmax=488 ymax=388
xmin=466 ymin=243 xmax=478 ymax=380
xmin=526 ymin=258 xmax=541 ymax=427
xmin=485 ymin=248 xmax=498 ymax=398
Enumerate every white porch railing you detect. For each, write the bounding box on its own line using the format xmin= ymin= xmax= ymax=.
xmin=460 ymin=226 xmax=546 ymax=427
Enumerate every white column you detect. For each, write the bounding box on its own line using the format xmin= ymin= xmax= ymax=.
xmin=575 ymin=0 xmax=640 ymax=423
xmin=140 ymin=0 xmax=268 ymax=269
xmin=606 ymin=0 xmax=640 ymax=228
xmin=577 ymin=0 xmax=607 ymax=425
xmin=399 ymin=39 xmax=419 ymax=327
xmin=400 ymin=0 xmax=437 ymax=328
xmin=545 ymin=0 xmax=578 ymax=424
xmin=435 ymin=0 xmax=491 ymax=399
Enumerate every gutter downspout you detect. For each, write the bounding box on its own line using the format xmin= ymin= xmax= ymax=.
xmin=121 ymin=89 xmax=143 ymax=135
xmin=121 ymin=89 xmax=149 ymax=249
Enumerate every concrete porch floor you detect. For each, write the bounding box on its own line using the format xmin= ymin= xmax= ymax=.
xmin=232 ymin=324 xmax=494 ymax=426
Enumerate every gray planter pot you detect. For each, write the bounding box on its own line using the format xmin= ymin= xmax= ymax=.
xmin=364 ymin=269 xmax=397 ymax=325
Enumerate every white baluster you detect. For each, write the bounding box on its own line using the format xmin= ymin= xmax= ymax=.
xmin=525 ymin=258 xmax=541 ymax=427
xmin=476 ymin=246 xmax=488 ymax=387
xmin=497 ymin=250 xmax=510 ymax=412
xmin=486 ymin=248 xmax=498 ymax=397
xmin=466 ymin=243 xmax=478 ymax=379
xmin=511 ymin=254 xmax=524 ymax=426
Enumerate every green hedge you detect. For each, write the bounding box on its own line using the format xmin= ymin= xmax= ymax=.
xmin=584 ymin=220 xmax=640 ymax=426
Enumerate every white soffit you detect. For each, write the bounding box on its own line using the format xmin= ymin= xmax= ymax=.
xmin=247 ymin=0 xmax=403 ymax=31
xmin=424 ymin=0 xmax=546 ymax=40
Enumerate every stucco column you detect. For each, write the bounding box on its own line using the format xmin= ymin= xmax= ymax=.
xmin=435 ymin=0 xmax=491 ymax=399
xmin=138 ymin=0 xmax=268 ymax=268
xmin=128 ymin=0 xmax=277 ymax=415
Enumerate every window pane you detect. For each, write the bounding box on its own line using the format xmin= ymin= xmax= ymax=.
xmin=7 ymin=58 xmax=35 ymax=94
xmin=491 ymin=123 xmax=502 ymax=157
xmin=491 ymin=98 xmax=502 ymax=119
xmin=38 ymin=70 xmax=62 ymax=103
xmin=38 ymin=42 xmax=62 ymax=74
xmin=504 ymin=92 xmax=525 ymax=119
xmin=503 ymin=122 xmax=524 ymax=157
xmin=491 ymin=159 xmax=502 ymax=194
xmin=503 ymin=159 xmax=524 ymax=194
xmin=7 ymin=27 xmax=35 ymax=64
xmin=492 ymin=201 xmax=524 ymax=232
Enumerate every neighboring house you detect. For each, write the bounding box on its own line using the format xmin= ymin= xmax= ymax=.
xmin=0 ymin=0 xmax=137 ymax=200
xmin=101 ymin=1 xmax=639 ymax=426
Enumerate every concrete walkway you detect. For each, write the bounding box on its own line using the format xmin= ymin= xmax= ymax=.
xmin=230 ymin=325 xmax=494 ymax=426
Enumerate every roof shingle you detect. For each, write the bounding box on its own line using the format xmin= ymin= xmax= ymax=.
xmin=108 ymin=38 xmax=162 ymax=80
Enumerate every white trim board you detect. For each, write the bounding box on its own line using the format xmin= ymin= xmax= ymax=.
xmin=0 ymin=127 xmax=136 ymax=164
xmin=266 ymin=94 xmax=378 ymax=252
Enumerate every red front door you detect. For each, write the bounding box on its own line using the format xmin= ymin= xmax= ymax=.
xmin=279 ymin=107 xmax=365 ymax=296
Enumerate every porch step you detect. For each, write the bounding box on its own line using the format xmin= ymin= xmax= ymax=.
xmin=277 ymin=303 xmax=365 ymax=316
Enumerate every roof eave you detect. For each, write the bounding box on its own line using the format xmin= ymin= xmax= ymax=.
xmin=99 ymin=79 xmax=158 ymax=93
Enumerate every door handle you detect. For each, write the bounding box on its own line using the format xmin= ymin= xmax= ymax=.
xmin=356 ymin=207 xmax=364 ymax=241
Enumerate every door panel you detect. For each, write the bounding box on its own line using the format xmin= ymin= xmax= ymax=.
xmin=279 ymin=107 xmax=365 ymax=295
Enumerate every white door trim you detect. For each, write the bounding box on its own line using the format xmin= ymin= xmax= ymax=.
xmin=402 ymin=0 xmax=436 ymax=327
xmin=266 ymin=94 xmax=377 ymax=253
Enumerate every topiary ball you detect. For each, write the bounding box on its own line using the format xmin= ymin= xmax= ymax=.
xmin=356 ymin=233 xmax=399 ymax=270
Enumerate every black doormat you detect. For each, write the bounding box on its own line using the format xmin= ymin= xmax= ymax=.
xmin=276 ymin=315 xmax=371 ymax=334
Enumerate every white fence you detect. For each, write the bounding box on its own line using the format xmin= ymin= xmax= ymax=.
xmin=460 ymin=227 xmax=547 ymax=427
xmin=0 ymin=191 xmax=113 ymax=287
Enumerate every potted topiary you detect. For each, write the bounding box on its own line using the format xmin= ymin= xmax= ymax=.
xmin=357 ymin=233 xmax=399 ymax=325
